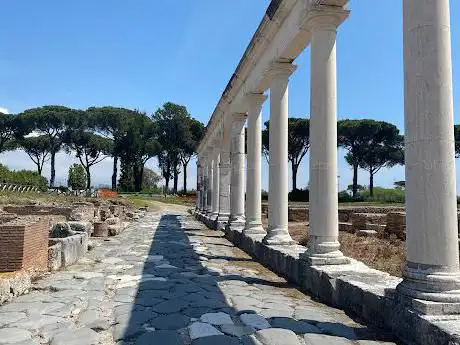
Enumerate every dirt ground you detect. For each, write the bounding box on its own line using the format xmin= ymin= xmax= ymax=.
xmin=263 ymin=218 xmax=405 ymax=277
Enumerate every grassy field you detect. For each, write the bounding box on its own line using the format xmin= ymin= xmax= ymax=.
xmin=121 ymin=194 xmax=195 ymax=209
xmin=0 ymin=190 xmax=85 ymax=205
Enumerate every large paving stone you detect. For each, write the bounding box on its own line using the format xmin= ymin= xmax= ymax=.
xmin=268 ymin=317 xmax=322 ymax=334
xmin=0 ymin=328 xmax=32 ymax=344
xmin=240 ymin=313 xmax=271 ymax=330
xmin=200 ymin=312 xmax=233 ymax=325
xmin=149 ymin=313 xmax=191 ymax=329
xmin=0 ymin=311 xmax=27 ymax=327
xmin=253 ymin=328 xmax=302 ymax=345
xmin=192 ymin=335 xmax=242 ymax=345
xmin=189 ymin=322 xmax=223 ymax=340
xmin=220 ymin=324 xmax=255 ymax=337
xmin=134 ymin=330 xmax=183 ymax=345
xmin=304 ymin=333 xmax=353 ymax=345
xmin=51 ymin=327 xmax=99 ymax=345
xmin=315 ymin=322 xmax=358 ymax=340
xmin=152 ymin=299 xmax=190 ymax=313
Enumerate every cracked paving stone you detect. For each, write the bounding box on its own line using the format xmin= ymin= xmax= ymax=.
xmin=51 ymin=327 xmax=100 ymax=345
xmin=0 ymin=328 xmax=32 ymax=344
xmin=200 ymin=312 xmax=233 ymax=325
xmin=189 ymin=322 xmax=223 ymax=339
xmin=192 ymin=334 xmax=242 ymax=345
xmin=240 ymin=313 xmax=271 ymax=330
xmin=149 ymin=313 xmax=191 ymax=329
xmin=268 ymin=317 xmax=322 ymax=334
xmin=220 ymin=324 xmax=255 ymax=337
xmin=252 ymin=328 xmax=302 ymax=345
xmin=152 ymin=299 xmax=190 ymax=313
xmin=304 ymin=333 xmax=353 ymax=345
xmin=134 ymin=330 xmax=183 ymax=345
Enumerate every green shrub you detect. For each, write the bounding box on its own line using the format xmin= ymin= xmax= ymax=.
xmin=261 ymin=190 xmax=269 ymax=201
xmin=0 ymin=164 xmax=48 ymax=191
xmin=289 ymin=188 xmax=309 ymax=202
xmin=68 ymin=164 xmax=86 ymax=190
xmin=359 ymin=187 xmax=405 ymax=204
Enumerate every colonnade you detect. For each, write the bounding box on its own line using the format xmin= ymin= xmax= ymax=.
xmin=196 ymin=0 xmax=460 ymax=306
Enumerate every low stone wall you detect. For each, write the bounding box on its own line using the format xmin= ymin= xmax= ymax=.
xmin=0 ymin=273 xmax=31 ymax=305
xmin=3 ymin=205 xmax=73 ymax=219
xmin=47 ymin=242 xmax=62 ymax=271
xmin=49 ymin=233 xmax=88 ymax=268
xmin=214 ymin=220 xmax=460 ymax=345
xmin=0 ymin=219 xmax=49 ymax=272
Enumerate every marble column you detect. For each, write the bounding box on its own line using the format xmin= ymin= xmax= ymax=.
xmin=202 ymin=156 xmax=208 ymax=214
xmin=229 ymin=113 xmax=246 ymax=229
xmin=206 ymin=155 xmax=213 ymax=215
xmin=302 ymin=8 xmax=349 ymax=265
xmin=217 ymin=120 xmax=232 ymax=228
xmin=244 ymin=93 xmax=267 ymax=235
xmin=196 ymin=160 xmax=201 ymax=211
xmin=396 ymin=0 xmax=460 ymax=303
xmin=263 ymin=62 xmax=296 ymax=245
xmin=211 ymin=146 xmax=220 ymax=218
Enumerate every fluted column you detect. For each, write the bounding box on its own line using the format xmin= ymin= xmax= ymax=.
xmin=211 ymin=146 xmax=220 ymax=218
xmin=244 ymin=93 xmax=267 ymax=235
xmin=302 ymin=7 xmax=349 ymax=265
xmin=206 ymin=155 xmax=213 ymax=215
xmin=396 ymin=0 xmax=460 ymax=303
xmin=263 ymin=62 xmax=296 ymax=245
xmin=229 ymin=113 xmax=246 ymax=229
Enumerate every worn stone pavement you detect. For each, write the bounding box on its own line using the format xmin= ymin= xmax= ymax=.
xmin=0 ymin=211 xmax=400 ymax=345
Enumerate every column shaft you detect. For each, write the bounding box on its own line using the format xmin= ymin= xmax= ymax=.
xmin=397 ymin=0 xmax=460 ymax=302
xmin=244 ymin=94 xmax=267 ymax=234
xmin=305 ymin=10 xmax=348 ymax=265
xmin=264 ymin=63 xmax=295 ymax=245
xmin=229 ymin=114 xmax=246 ymax=227
xmin=212 ymin=149 xmax=220 ymax=217
xmin=202 ymin=159 xmax=208 ymax=213
xmin=206 ymin=158 xmax=213 ymax=214
xmin=196 ymin=161 xmax=201 ymax=211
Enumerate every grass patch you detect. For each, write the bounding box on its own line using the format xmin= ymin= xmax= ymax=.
xmin=122 ymin=194 xmax=195 ymax=207
xmin=0 ymin=191 xmax=83 ymax=205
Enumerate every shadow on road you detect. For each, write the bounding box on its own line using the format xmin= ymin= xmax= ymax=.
xmin=118 ymin=213 xmax=399 ymax=344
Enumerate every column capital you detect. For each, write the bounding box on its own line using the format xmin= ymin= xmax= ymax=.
xmin=265 ymin=61 xmax=297 ymax=81
xmin=245 ymin=93 xmax=268 ymax=110
xmin=231 ymin=113 xmax=247 ymax=131
xmin=302 ymin=6 xmax=350 ymax=32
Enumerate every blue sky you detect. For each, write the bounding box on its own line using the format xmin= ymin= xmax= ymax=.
xmin=0 ymin=1 xmax=459 ymax=192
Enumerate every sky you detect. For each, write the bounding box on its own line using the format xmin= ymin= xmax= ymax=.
xmin=0 ymin=1 xmax=459 ymax=192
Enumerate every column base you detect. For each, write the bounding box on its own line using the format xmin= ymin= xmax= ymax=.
xmin=396 ymin=263 xmax=460 ymax=306
xmin=228 ymin=215 xmax=245 ymax=230
xmin=300 ymin=250 xmax=350 ymax=266
xmin=262 ymin=228 xmax=296 ymax=245
xmin=216 ymin=214 xmax=230 ymax=230
xmin=301 ymin=239 xmax=349 ymax=265
xmin=243 ymin=222 xmax=266 ymax=235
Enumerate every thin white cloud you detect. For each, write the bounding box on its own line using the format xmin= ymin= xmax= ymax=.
xmin=0 ymin=107 xmax=9 ymax=114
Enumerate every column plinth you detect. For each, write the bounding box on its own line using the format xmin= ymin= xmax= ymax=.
xmin=263 ymin=62 xmax=296 ymax=245
xmin=396 ymin=0 xmax=460 ymax=305
xmin=300 ymin=7 xmax=349 ymax=264
xmin=244 ymin=93 xmax=267 ymax=235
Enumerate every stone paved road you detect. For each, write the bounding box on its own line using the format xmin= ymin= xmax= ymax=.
xmin=0 ymin=211 xmax=400 ymax=345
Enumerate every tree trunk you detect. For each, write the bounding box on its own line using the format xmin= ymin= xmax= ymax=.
xmin=133 ymin=165 xmax=142 ymax=192
xmin=112 ymin=155 xmax=118 ymax=190
xmin=37 ymin=161 xmax=42 ymax=175
xmin=352 ymin=162 xmax=358 ymax=197
xmin=183 ymin=162 xmax=187 ymax=193
xmin=292 ymin=161 xmax=298 ymax=191
xmin=165 ymin=176 xmax=170 ymax=193
xmin=50 ymin=151 xmax=56 ymax=186
xmin=86 ymin=167 xmax=91 ymax=190
xmin=369 ymin=171 xmax=374 ymax=197
xmin=173 ymin=170 xmax=178 ymax=194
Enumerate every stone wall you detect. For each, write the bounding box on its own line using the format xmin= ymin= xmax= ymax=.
xmin=3 ymin=205 xmax=73 ymax=219
xmin=0 ymin=219 xmax=49 ymax=272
